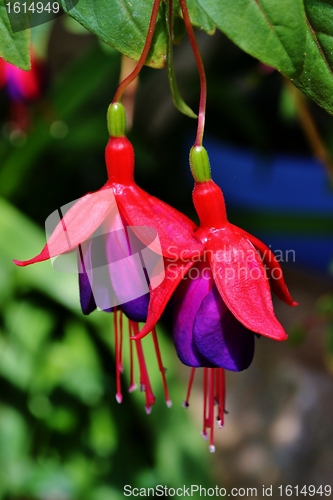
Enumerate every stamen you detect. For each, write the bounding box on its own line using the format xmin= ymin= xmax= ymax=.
xmin=208 ymin=368 xmax=215 ymax=452
xmin=182 ymin=367 xmax=196 ymax=408
xmin=128 ymin=320 xmax=137 ymax=393
xmin=131 ymin=322 xmax=156 ymax=414
xmin=217 ymin=368 xmax=226 ymax=428
xmin=119 ymin=311 xmax=124 ymax=373
xmin=152 ymin=328 xmax=172 ymax=407
xmin=202 ymin=367 xmax=208 ymax=440
xmin=113 ymin=308 xmax=122 ymax=403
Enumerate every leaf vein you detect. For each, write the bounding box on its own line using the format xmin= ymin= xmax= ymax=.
xmin=306 ymin=16 xmax=333 ymax=78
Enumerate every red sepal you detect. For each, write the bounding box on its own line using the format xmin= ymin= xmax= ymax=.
xmin=14 ymin=187 xmax=116 ymax=266
xmin=207 ymin=226 xmax=287 ymax=341
xmin=238 ymin=227 xmax=297 ymax=307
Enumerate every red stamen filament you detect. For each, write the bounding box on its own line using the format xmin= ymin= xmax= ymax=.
xmin=152 ymin=328 xmax=172 ymax=407
xmin=202 ymin=368 xmax=208 ymax=440
xmin=183 ymin=367 xmax=196 ymax=408
xmin=195 ymin=367 xmax=226 ymax=452
xmin=113 ymin=308 xmax=122 ymax=403
xmin=208 ymin=369 xmax=215 ymax=453
xmin=113 ymin=0 xmax=162 ymax=103
xmin=119 ymin=311 xmax=124 ymax=373
xmin=128 ymin=321 xmax=137 ymax=393
xmin=131 ymin=322 xmax=156 ymax=414
xmin=115 ymin=320 xmax=171 ymax=411
xmin=179 ymin=0 xmax=207 ymax=146
xmin=217 ymin=368 xmax=226 ymax=428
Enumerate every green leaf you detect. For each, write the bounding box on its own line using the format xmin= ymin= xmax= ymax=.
xmin=0 ymin=2 xmax=30 ymax=69
xmin=197 ymin=0 xmax=333 ymax=115
xmin=59 ymin=0 xmax=167 ymax=68
xmin=291 ymin=0 xmax=333 ymax=114
xmin=197 ymin=0 xmax=307 ymax=77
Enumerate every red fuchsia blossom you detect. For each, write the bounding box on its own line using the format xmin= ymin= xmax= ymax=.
xmin=14 ymin=104 xmax=202 ymax=268
xmin=136 ymin=146 xmax=296 ymax=342
xmin=14 ymin=103 xmax=203 ymax=412
xmin=134 ymin=145 xmax=297 ymax=450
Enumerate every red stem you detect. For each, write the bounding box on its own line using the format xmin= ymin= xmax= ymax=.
xmin=113 ymin=0 xmax=162 ymax=103
xmin=179 ymin=0 xmax=207 ymax=146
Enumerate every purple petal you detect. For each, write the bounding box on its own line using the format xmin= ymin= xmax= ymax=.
xmin=78 ymin=212 xmax=150 ymax=321
xmin=120 ymin=294 xmax=149 ymax=323
xmin=193 ymin=286 xmax=255 ymax=371
xmin=77 ymin=242 xmax=96 ymax=315
xmin=105 ymin=216 xmax=150 ymax=318
xmin=173 ymin=264 xmax=215 ymax=367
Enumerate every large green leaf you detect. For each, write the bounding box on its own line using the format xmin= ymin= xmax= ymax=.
xmin=59 ymin=0 xmax=167 ymax=68
xmin=197 ymin=0 xmax=333 ymax=115
xmin=0 ymin=1 xmax=30 ymax=69
xmin=197 ymin=0 xmax=307 ymax=77
xmin=294 ymin=0 xmax=333 ymax=114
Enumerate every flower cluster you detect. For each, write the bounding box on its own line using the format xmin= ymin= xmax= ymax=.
xmin=13 ymin=0 xmax=297 ymax=452
xmin=14 ymin=103 xmax=296 ymax=450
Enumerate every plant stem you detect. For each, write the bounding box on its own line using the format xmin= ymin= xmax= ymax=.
xmin=113 ymin=0 xmax=162 ymax=103
xmin=179 ymin=0 xmax=207 ymax=146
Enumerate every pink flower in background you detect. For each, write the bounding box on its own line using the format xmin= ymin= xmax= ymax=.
xmin=0 ymin=51 xmax=42 ymax=131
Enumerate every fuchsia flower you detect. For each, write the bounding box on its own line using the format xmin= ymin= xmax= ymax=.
xmin=133 ymin=146 xmax=297 ymax=450
xmin=136 ymin=179 xmax=296 ymax=343
xmin=14 ymin=103 xmax=203 ymax=411
xmin=14 ymin=105 xmax=202 ymax=270
xmin=136 ymin=144 xmax=296 ymax=338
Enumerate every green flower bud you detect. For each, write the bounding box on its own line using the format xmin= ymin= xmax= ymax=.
xmin=107 ymin=102 xmax=126 ymax=137
xmin=189 ymin=145 xmax=211 ymax=182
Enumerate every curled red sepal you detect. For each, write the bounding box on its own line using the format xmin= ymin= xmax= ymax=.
xmin=237 ymin=227 xmax=298 ymax=307
xmin=132 ymin=259 xmax=195 ymax=340
xmin=14 ymin=187 xmax=116 ymax=266
xmin=207 ymin=227 xmax=287 ymax=341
